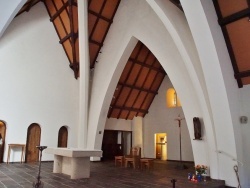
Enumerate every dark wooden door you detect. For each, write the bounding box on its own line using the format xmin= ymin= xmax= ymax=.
xmin=58 ymin=126 xmax=68 ymax=147
xmin=102 ymin=130 xmax=121 ymax=160
xmin=0 ymin=121 xmax=6 ymax=163
xmin=26 ymin=123 xmax=41 ymax=162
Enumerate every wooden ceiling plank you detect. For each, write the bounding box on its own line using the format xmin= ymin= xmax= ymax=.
xmin=51 ymin=0 xmax=69 ymax=40
xmin=213 ymin=0 xmax=243 ymax=88
xmin=118 ymin=82 xmax=157 ymax=94
xmin=123 ymin=49 xmax=152 ymax=119
xmin=88 ymin=0 xmax=121 ymax=69
xmin=89 ymin=10 xmax=111 ymax=23
xmin=111 ymin=106 xmax=148 ymax=114
xmin=109 ymin=42 xmax=143 ymax=118
xmin=50 ymin=1 xmax=69 ymax=21
xmin=89 ymin=1 xmax=106 ymax=39
xmin=116 ymin=43 xmax=144 ymax=119
xmin=129 ymin=57 xmax=165 ymax=74
xmin=133 ymin=57 xmax=158 ymax=117
xmin=139 ymin=72 xmax=159 ymax=117
xmin=44 ymin=1 xmax=70 ymax=65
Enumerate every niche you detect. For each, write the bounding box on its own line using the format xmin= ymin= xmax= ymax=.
xmin=193 ymin=117 xmax=202 ymax=140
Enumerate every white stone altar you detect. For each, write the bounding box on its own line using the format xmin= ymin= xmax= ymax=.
xmin=45 ymin=147 xmax=102 ymax=179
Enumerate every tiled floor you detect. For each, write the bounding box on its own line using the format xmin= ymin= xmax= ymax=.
xmin=0 ymin=160 xmax=226 ymax=188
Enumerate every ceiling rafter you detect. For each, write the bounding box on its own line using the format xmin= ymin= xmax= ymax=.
xmin=116 ymin=45 xmax=152 ymax=119
xmin=129 ymin=57 xmax=166 ymax=74
xmin=110 ymin=106 xmax=148 ymax=115
xmin=118 ymin=82 xmax=158 ymax=95
xmin=213 ymin=0 xmax=250 ymax=88
xmin=126 ymin=57 xmax=158 ymax=119
xmin=50 ymin=1 xmax=69 ymax=22
xmin=108 ymin=41 xmax=166 ymax=120
xmin=108 ymin=42 xmax=144 ymax=119
xmin=235 ymin=70 xmax=250 ymax=79
xmin=88 ymin=0 xmax=121 ymax=69
xmin=44 ymin=0 xmax=79 ymax=78
xmin=218 ymin=8 xmax=250 ymax=26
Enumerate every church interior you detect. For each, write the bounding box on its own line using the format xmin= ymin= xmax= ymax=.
xmin=1 ymin=0 xmax=250 ymax=187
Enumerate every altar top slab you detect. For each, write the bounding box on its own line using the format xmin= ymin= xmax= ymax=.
xmin=45 ymin=147 xmax=102 ymax=158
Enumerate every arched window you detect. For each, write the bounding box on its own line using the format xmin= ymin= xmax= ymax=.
xmin=166 ymin=88 xmax=181 ymax=107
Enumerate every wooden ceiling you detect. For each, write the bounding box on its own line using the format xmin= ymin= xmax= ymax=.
xmin=213 ymin=0 xmax=250 ymax=88
xmin=16 ymin=0 xmax=166 ymax=120
xmin=108 ymin=41 xmax=166 ymax=120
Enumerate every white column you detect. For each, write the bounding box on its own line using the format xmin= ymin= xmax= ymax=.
xmin=132 ymin=117 xmax=144 ymax=157
xmin=77 ymin=0 xmax=89 ymax=149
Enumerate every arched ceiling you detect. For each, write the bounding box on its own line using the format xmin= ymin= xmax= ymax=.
xmin=8 ymin=0 xmax=249 ymax=120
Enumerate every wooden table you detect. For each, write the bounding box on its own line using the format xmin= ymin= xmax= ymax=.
xmin=7 ymin=144 xmax=26 ymax=164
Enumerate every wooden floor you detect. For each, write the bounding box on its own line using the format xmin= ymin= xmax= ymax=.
xmin=0 ymin=160 xmax=226 ymax=188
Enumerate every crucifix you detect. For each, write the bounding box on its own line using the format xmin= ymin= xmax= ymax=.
xmin=175 ymin=114 xmax=188 ymax=169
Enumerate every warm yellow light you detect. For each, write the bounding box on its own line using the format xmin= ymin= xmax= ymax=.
xmin=166 ymin=88 xmax=181 ymax=107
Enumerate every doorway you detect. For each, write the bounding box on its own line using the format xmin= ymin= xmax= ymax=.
xmin=0 ymin=121 xmax=6 ymax=163
xmin=26 ymin=123 xmax=41 ymax=162
xmin=58 ymin=126 xmax=68 ymax=147
xmin=155 ymin=133 xmax=167 ymax=160
xmin=102 ymin=130 xmax=132 ymax=160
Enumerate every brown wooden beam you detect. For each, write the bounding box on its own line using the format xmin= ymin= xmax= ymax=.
xmin=218 ymin=8 xmax=250 ymax=26
xmin=59 ymin=32 xmax=78 ymax=44
xmin=235 ymin=70 xmax=250 ymax=79
xmin=213 ymin=0 xmax=243 ymax=88
xmin=129 ymin=57 xmax=166 ymax=74
xmin=118 ymin=82 xmax=158 ymax=95
xmin=50 ymin=1 xmax=69 ymax=22
xmin=89 ymin=39 xmax=103 ymax=47
xmin=69 ymin=0 xmax=78 ymax=78
xmin=110 ymin=106 xmax=148 ymax=114
xmin=88 ymin=10 xmax=112 ymax=23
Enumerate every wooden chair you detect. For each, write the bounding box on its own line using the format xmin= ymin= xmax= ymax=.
xmin=114 ymin=155 xmax=124 ymax=167
xmin=140 ymin=158 xmax=154 ymax=170
xmin=124 ymin=147 xmax=141 ymax=169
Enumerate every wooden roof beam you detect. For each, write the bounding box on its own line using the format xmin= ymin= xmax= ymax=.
xmin=50 ymin=1 xmax=69 ymax=22
xmin=118 ymin=82 xmax=158 ymax=94
xmin=88 ymin=10 xmax=112 ymax=23
xmin=110 ymin=106 xmax=148 ymax=114
xmin=235 ymin=70 xmax=250 ymax=79
xmin=129 ymin=57 xmax=166 ymax=74
xmin=218 ymin=8 xmax=250 ymax=26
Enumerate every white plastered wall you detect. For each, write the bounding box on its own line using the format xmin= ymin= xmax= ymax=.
xmin=0 ymin=3 xmax=79 ymax=161
xmin=144 ymin=76 xmax=194 ymax=161
xmin=87 ymin=0 xmax=238 ymax=186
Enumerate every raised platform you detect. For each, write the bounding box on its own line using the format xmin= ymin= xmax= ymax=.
xmin=45 ymin=147 xmax=102 ymax=179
